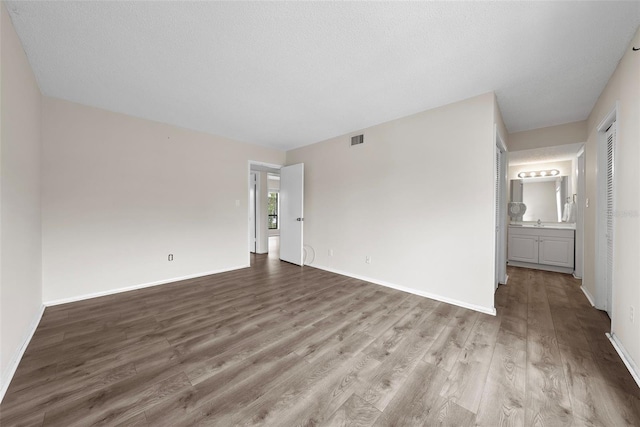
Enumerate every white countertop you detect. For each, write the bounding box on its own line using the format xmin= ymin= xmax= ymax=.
xmin=509 ymin=222 xmax=576 ymax=230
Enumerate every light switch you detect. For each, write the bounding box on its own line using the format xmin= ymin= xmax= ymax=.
xmin=586 ymin=198 xmax=589 ymax=208
xmin=235 ymin=200 xmax=240 ymax=207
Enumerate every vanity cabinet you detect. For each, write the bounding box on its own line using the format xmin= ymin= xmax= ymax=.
xmin=508 ymin=226 xmax=574 ymax=273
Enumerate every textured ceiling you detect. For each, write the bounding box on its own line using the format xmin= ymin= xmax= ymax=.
xmin=5 ymin=1 xmax=640 ymax=151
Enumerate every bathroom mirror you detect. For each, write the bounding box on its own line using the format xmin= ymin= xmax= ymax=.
xmin=510 ymin=176 xmax=569 ymax=223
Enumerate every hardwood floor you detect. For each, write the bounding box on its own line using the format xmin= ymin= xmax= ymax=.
xmin=2 ymin=256 xmax=639 ymax=426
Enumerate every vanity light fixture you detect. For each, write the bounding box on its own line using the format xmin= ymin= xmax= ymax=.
xmin=517 ymin=169 xmax=560 ymax=179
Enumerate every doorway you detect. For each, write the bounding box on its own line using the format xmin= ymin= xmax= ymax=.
xmin=248 ymin=162 xmax=282 ymax=259
xmin=248 ymin=161 xmax=305 ymax=266
xmin=506 ymin=142 xmax=585 ymax=277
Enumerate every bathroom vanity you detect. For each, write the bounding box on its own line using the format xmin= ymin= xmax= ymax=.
xmin=507 ymin=224 xmax=575 ymax=274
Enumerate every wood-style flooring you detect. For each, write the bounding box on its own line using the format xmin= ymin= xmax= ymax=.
xmin=2 ymin=252 xmax=639 ymax=426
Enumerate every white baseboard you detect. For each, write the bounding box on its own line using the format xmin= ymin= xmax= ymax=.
xmin=606 ymin=332 xmax=640 ymax=389
xmin=1 ymin=304 xmax=45 ymax=403
xmin=44 ymin=265 xmax=250 ymax=306
xmin=580 ymin=285 xmax=596 ymax=306
xmin=311 ymin=264 xmax=496 ymax=316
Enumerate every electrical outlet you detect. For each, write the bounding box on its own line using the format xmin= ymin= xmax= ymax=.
xmin=365 ymin=256 xmax=371 ymax=264
xmin=630 ymin=306 xmax=635 ymax=323
xmin=329 ymin=249 xmax=334 ymax=257
xmin=168 ymin=254 xmax=174 ymax=261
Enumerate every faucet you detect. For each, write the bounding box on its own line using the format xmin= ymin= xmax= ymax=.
xmin=537 ymin=219 xmax=542 ymax=226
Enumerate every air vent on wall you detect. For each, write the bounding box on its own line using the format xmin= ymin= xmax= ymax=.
xmin=351 ymin=134 xmax=364 ymax=146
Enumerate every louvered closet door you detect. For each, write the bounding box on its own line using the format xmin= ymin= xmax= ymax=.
xmin=495 ymin=146 xmax=505 ymax=289
xmin=605 ymin=122 xmax=616 ymax=316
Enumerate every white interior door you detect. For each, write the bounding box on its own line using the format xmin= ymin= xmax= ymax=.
xmin=279 ymin=163 xmax=304 ymax=265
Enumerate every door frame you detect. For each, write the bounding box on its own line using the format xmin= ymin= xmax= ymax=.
xmin=248 ymin=161 xmax=282 ymax=263
xmin=595 ymin=104 xmax=617 ymax=316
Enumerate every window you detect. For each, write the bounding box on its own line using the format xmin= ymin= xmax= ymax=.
xmin=268 ymin=192 xmax=278 ymax=229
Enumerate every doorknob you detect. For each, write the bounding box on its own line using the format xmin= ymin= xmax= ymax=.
xmin=296 ymin=218 xmax=304 ymax=221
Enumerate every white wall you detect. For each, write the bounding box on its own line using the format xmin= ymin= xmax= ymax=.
xmin=0 ymin=2 xmax=43 ymax=396
xmin=41 ymin=97 xmax=285 ymax=303
xmin=508 ymin=121 xmax=587 ymax=152
xmin=287 ymin=93 xmax=498 ymax=313
xmin=584 ymin=27 xmax=640 ymax=373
